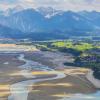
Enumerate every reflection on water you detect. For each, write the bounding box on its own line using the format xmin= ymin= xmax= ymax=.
xmin=60 ymin=91 xmax=100 ymax=100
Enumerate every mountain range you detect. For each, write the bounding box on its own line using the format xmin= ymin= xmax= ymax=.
xmin=0 ymin=7 xmax=100 ymax=40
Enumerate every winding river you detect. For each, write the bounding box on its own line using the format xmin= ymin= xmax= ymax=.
xmin=7 ymin=54 xmax=100 ymax=100
xmin=8 ymin=54 xmax=66 ymax=100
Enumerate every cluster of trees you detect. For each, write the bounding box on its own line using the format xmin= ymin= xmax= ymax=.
xmin=75 ymin=53 xmax=100 ymax=79
xmin=34 ymin=41 xmax=100 ymax=79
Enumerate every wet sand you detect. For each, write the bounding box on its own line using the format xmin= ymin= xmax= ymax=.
xmin=28 ymin=68 xmax=96 ymax=100
xmin=25 ymin=51 xmax=98 ymax=100
xmin=0 ymin=51 xmax=99 ymax=100
xmin=0 ymin=54 xmax=27 ymax=99
xmin=24 ymin=51 xmax=74 ymax=69
xmin=0 ymin=52 xmax=64 ymax=100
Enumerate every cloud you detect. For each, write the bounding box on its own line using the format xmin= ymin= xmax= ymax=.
xmin=0 ymin=0 xmax=100 ymax=11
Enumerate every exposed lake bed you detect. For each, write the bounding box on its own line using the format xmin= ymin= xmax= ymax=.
xmin=0 ymin=49 xmax=99 ymax=100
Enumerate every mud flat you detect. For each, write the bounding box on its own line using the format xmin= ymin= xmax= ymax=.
xmin=8 ymin=53 xmax=66 ymax=100
xmin=0 ymin=50 xmax=99 ymax=100
xmin=28 ymin=68 xmax=96 ymax=100
xmin=0 ymin=53 xmax=26 ymax=100
xmin=25 ymin=51 xmax=98 ymax=100
xmin=7 ymin=53 xmax=97 ymax=100
xmin=24 ymin=51 xmax=74 ymax=69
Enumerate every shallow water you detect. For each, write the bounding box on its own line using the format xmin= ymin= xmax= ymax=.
xmin=61 ymin=91 xmax=100 ymax=100
xmin=8 ymin=54 xmax=100 ymax=100
xmin=8 ymin=54 xmax=66 ymax=100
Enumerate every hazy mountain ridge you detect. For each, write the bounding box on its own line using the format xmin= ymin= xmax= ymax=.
xmin=0 ymin=24 xmax=25 ymax=38
xmin=0 ymin=7 xmax=100 ymax=40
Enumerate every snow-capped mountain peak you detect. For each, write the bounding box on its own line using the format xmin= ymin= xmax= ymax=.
xmin=36 ymin=7 xmax=62 ymax=18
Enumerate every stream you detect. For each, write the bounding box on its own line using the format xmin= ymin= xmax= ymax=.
xmin=7 ymin=54 xmax=100 ymax=100
xmin=8 ymin=54 xmax=66 ymax=100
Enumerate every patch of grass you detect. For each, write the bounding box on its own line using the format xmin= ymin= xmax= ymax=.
xmin=52 ymin=41 xmax=94 ymax=52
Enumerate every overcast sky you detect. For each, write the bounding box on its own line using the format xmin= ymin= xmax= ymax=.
xmin=0 ymin=0 xmax=100 ymax=12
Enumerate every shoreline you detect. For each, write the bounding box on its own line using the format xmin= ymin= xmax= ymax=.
xmin=8 ymin=54 xmax=66 ymax=100
xmin=25 ymin=51 xmax=100 ymax=89
xmin=86 ymin=69 xmax=100 ymax=89
xmin=0 ymin=51 xmax=100 ymax=100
